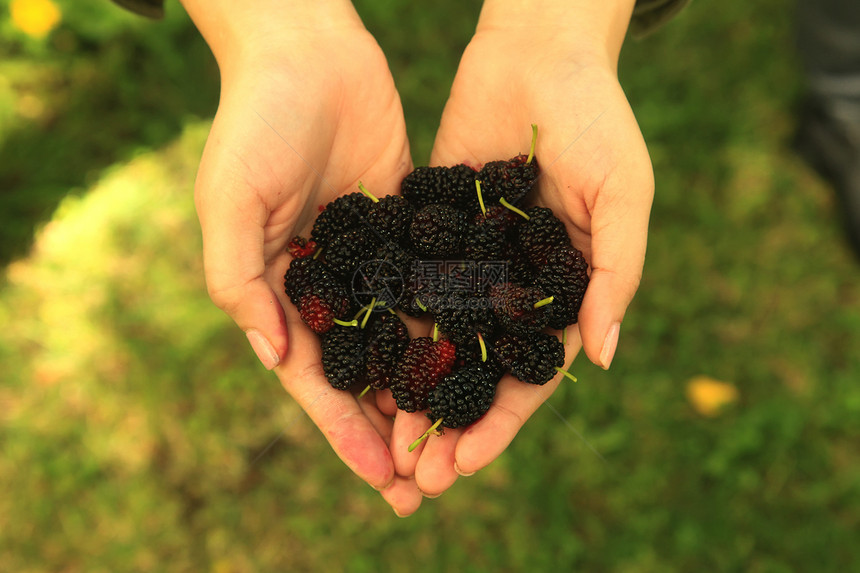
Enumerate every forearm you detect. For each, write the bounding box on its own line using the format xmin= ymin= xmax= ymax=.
xmin=476 ymin=0 xmax=637 ymax=66
xmin=177 ymin=0 xmax=364 ymax=79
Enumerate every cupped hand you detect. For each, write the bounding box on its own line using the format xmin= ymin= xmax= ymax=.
xmin=395 ymin=19 xmax=654 ymax=497
xmin=187 ymin=4 xmax=421 ymax=515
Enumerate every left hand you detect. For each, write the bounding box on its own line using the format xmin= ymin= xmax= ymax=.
xmin=390 ymin=0 xmax=655 ymax=498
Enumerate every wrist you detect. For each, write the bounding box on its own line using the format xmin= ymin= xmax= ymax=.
xmin=179 ymin=0 xmax=364 ymax=80
xmin=476 ymin=0 xmax=636 ymax=67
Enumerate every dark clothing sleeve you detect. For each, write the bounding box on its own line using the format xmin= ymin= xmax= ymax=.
xmin=631 ymin=0 xmax=691 ymax=37
xmin=111 ymin=0 xmax=164 ymax=19
xmin=110 ymin=0 xmax=690 ymax=36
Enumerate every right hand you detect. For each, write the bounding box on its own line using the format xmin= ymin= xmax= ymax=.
xmin=182 ymin=0 xmax=423 ymax=516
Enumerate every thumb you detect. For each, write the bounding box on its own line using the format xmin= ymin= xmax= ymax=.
xmin=194 ymin=166 xmax=289 ymax=371
xmin=577 ymin=159 xmax=654 ymax=370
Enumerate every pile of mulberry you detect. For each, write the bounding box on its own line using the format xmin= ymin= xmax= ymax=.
xmin=282 ymin=125 xmax=588 ymax=449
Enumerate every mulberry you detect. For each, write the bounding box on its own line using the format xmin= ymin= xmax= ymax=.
xmin=490 ymin=282 xmax=552 ymax=335
xmin=517 ymin=207 xmax=571 ymax=267
xmin=401 ymin=164 xmax=478 ymax=212
xmin=390 ymin=338 xmax=457 ymax=412
xmin=311 ymin=192 xmax=373 ymax=249
xmin=426 ymin=365 xmax=500 ymax=428
xmin=320 ymin=324 xmax=368 ymax=390
xmin=284 ymin=256 xmax=326 ymax=307
xmin=365 ymin=312 xmax=411 ymax=390
xmin=432 ymin=292 xmax=497 ymax=345
xmin=367 ymin=194 xmax=415 ymax=244
xmin=285 ymin=256 xmax=353 ymax=333
xmin=535 ymin=246 xmax=589 ymax=329
xmin=477 ymin=127 xmax=540 ymax=207
xmin=494 ymin=331 xmax=565 ymax=386
xmin=324 ymin=228 xmax=376 ymax=280
xmin=409 ymin=204 xmax=466 ymax=259
xmin=478 ymin=154 xmax=539 ymax=207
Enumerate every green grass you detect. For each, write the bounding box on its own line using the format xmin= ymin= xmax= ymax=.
xmin=2 ymin=0 xmax=860 ymax=571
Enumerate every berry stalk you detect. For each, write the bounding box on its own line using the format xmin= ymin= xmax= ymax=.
xmin=527 ymin=124 xmax=538 ymax=165
xmin=477 ymin=332 xmax=488 ymax=362
xmin=499 ymin=197 xmax=530 ymax=220
xmin=555 ymin=366 xmax=578 ymax=383
xmin=408 ymin=417 xmax=444 ymax=452
xmin=361 ymin=297 xmax=377 ymax=329
xmin=476 ymin=179 xmax=487 ymax=217
xmin=357 ymin=181 xmax=379 ymax=203
xmin=533 ymin=296 xmax=554 ymax=309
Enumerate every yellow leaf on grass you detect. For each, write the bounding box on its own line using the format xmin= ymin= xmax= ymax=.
xmin=686 ymin=376 xmax=738 ymax=417
xmin=10 ymin=0 xmax=61 ymax=39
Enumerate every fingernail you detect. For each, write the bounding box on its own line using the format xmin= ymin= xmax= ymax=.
xmin=245 ymin=329 xmax=280 ymax=370
xmin=393 ymin=508 xmax=407 ymax=518
xmin=599 ymin=322 xmax=621 ymax=370
xmin=454 ymin=462 xmax=475 ymax=477
xmin=373 ymin=477 xmax=394 ymax=493
xmin=421 ymin=491 xmax=442 ymax=499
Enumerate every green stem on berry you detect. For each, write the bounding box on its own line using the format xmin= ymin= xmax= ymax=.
xmin=357 ymin=181 xmax=379 ymax=203
xmin=533 ymin=296 xmax=554 ymax=309
xmin=333 ymin=318 xmax=358 ymax=327
xmin=477 ymin=332 xmax=488 ymax=362
xmin=432 ymin=323 xmax=439 ymax=342
xmin=361 ymin=297 xmax=376 ymax=329
xmin=313 ymin=247 xmax=322 ymax=260
xmin=415 ymin=298 xmax=427 ymax=313
xmin=476 ymin=179 xmax=487 ymax=217
xmin=562 ymin=328 xmax=567 ymax=345
xmin=499 ymin=197 xmax=530 ymax=220
xmin=357 ymin=385 xmax=371 ymax=399
xmin=408 ymin=417 xmax=444 ymax=452
xmin=527 ymin=124 xmax=538 ymax=165
xmin=555 ymin=366 xmax=578 ymax=383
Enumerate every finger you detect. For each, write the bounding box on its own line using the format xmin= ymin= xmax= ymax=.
xmin=415 ymin=426 xmax=462 ymax=497
xmin=283 ymin=382 xmax=396 ymax=490
xmin=390 ymin=410 xmax=432 ymax=477
xmin=454 ymin=328 xmax=582 ymax=475
xmin=454 ymin=377 xmax=560 ymax=476
xmin=357 ymin=391 xmax=394 ymax=446
xmin=576 ymin=181 xmax=652 ymax=369
xmin=574 ymin=131 xmax=654 ymax=370
xmin=379 ymin=476 xmax=424 ymax=517
xmin=376 ymin=388 xmax=398 ymax=418
xmin=276 ymin=319 xmax=395 ymax=490
xmin=194 ymin=159 xmax=289 ymax=371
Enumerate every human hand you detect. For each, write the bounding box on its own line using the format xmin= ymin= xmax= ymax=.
xmin=389 ymin=0 xmax=654 ymax=498
xmin=181 ymin=0 xmax=422 ymax=515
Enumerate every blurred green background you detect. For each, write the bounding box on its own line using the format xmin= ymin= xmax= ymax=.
xmin=2 ymin=0 xmax=859 ymax=571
